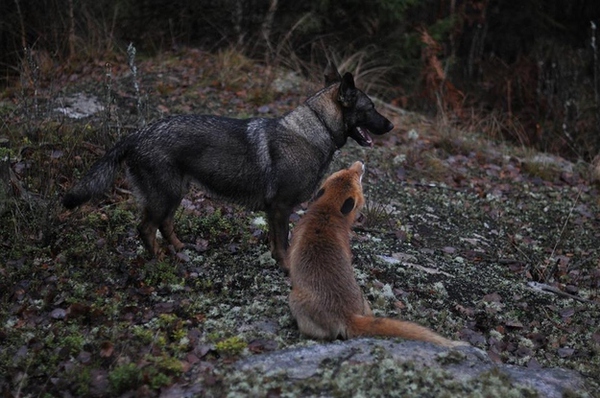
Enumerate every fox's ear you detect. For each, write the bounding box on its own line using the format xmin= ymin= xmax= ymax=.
xmin=340 ymin=197 xmax=355 ymax=215
xmin=314 ymin=188 xmax=325 ymax=201
xmin=350 ymin=161 xmax=365 ymax=182
xmin=338 ymin=72 xmax=357 ymax=107
xmin=324 ymin=61 xmax=341 ymax=87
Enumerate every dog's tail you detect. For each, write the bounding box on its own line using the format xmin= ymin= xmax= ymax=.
xmin=349 ymin=314 xmax=468 ymax=348
xmin=63 ymin=135 xmax=133 ymax=209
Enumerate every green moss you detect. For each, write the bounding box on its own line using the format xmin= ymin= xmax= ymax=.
xmin=0 ymin=147 xmax=12 ymax=159
xmin=108 ymin=363 xmax=142 ymax=394
xmin=149 ymin=371 xmax=171 ymax=389
xmin=215 ymin=336 xmax=247 ymax=356
xmin=68 ymin=366 xmax=92 ymax=396
xmin=157 ymin=355 xmax=184 ymax=374
xmin=142 ymin=260 xmax=184 ymax=287
xmin=172 ymin=328 xmax=187 ymax=341
xmin=436 ymin=349 xmax=467 ymax=365
xmin=61 ymin=332 xmax=85 ymax=355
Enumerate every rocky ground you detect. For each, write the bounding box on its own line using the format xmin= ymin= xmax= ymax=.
xmin=0 ymin=48 xmax=598 ymax=397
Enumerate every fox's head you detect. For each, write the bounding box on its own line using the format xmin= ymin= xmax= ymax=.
xmin=313 ymin=161 xmax=365 ymax=220
xmin=324 ymin=63 xmax=394 ymax=147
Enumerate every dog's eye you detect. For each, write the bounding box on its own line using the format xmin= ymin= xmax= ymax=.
xmin=362 ymin=103 xmax=375 ymax=114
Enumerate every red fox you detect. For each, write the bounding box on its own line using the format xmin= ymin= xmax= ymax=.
xmin=287 ymin=161 xmax=468 ymax=348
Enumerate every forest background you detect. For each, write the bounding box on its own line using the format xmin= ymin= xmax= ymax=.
xmin=1 ymin=0 xmax=600 ymax=161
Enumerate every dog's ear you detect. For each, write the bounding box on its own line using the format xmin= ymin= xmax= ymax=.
xmin=340 ymin=197 xmax=355 ymax=215
xmin=338 ymin=72 xmax=357 ymax=107
xmin=324 ymin=61 xmax=341 ymax=87
xmin=341 ymin=72 xmax=355 ymax=89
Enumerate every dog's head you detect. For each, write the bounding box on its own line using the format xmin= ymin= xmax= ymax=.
xmin=324 ymin=63 xmax=394 ymax=147
xmin=313 ymin=161 xmax=365 ymax=220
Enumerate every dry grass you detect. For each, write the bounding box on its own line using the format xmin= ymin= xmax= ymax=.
xmin=329 ymin=47 xmax=395 ymax=99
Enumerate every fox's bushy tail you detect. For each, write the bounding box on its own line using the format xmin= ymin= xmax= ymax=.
xmin=349 ymin=314 xmax=468 ymax=348
xmin=63 ymin=136 xmax=132 ymax=209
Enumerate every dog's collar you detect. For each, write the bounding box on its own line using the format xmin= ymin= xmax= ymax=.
xmin=306 ymin=104 xmax=345 ymax=150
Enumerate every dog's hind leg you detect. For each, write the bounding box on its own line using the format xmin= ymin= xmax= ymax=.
xmin=132 ymin=165 xmax=187 ymax=256
xmin=138 ymin=208 xmax=161 ymax=256
xmin=159 ymin=217 xmax=184 ymax=251
xmin=138 ymin=201 xmax=183 ymax=256
xmin=266 ymin=203 xmax=292 ymax=271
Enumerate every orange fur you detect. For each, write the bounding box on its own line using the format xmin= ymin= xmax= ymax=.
xmin=288 ymin=161 xmax=468 ymax=348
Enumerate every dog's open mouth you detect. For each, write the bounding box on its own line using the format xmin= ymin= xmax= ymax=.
xmin=350 ymin=126 xmax=373 ymax=147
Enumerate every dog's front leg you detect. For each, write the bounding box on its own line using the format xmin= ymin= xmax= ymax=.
xmin=266 ymin=204 xmax=292 ymax=272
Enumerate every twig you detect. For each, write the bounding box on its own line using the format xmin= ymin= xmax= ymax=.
xmin=371 ymin=96 xmax=408 ymax=116
xmin=331 ymin=347 xmax=359 ymax=379
xmin=542 ymin=186 xmax=582 ymax=281
xmin=127 ymin=43 xmax=145 ymax=126
xmin=527 ymin=281 xmax=595 ymax=304
xmin=406 ymin=182 xmax=462 ymax=192
xmin=377 ymin=255 xmax=455 ymax=278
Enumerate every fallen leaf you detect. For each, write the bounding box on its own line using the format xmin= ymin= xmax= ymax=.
xmin=248 ymin=339 xmax=278 ymax=354
xmin=194 ymin=344 xmax=214 ymax=358
xmin=78 ymin=351 xmax=92 ymax=364
xmin=159 ymin=384 xmax=186 ymax=398
xmin=455 ymin=304 xmax=475 ymax=317
xmin=89 ymin=369 xmax=109 ymax=396
xmin=516 ymin=346 xmax=533 ymax=357
xmin=154 ymin=302 xmax=175 ymax=313
xmin=176 ymin=251 xmax=190 ymax=262
xmin=99 ymin=341 xmax=114 ymax=358
xmin=186 ymin=353 xmax=200 ymax=365
xmin=527 ymin=358 xmax=541 ymax=369
xmin=12 ymin=346 xmax=28 ymax=364
xmin=459 ymin=328 xmax=486 ymax=345
xmin=559 ymin=307 xmax=575 ymax=319
xmin=157 ymin=104 xmax=170 ymax=114
xmin=486 ymin=350 xmax=502 ymax=364
xmin=557 ymin=347 xmax=575 ymax=358
xmin=67 ymin=303 xmax=90 ymax=318
xmin=50 ymin=308 xmax=67 ymax=320
xmin=504 ymin=319 xmax=523 ymax=329
xmin=482 ymin=292 xmax=502 ymax=303
xmin=266 ymin=387 xmax=282 ymax=398
xmin=180 ymin=360 xmax=192 ymax=372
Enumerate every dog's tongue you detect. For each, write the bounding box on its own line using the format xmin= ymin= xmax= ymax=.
xmin=357 ymin=127 xmax=373 ymax=147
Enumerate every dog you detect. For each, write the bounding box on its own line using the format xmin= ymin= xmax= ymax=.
xmin=287 ymin=161 xmax=468 ymax=347
xmin=63 ymin=63 xmax=393 ymax=268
